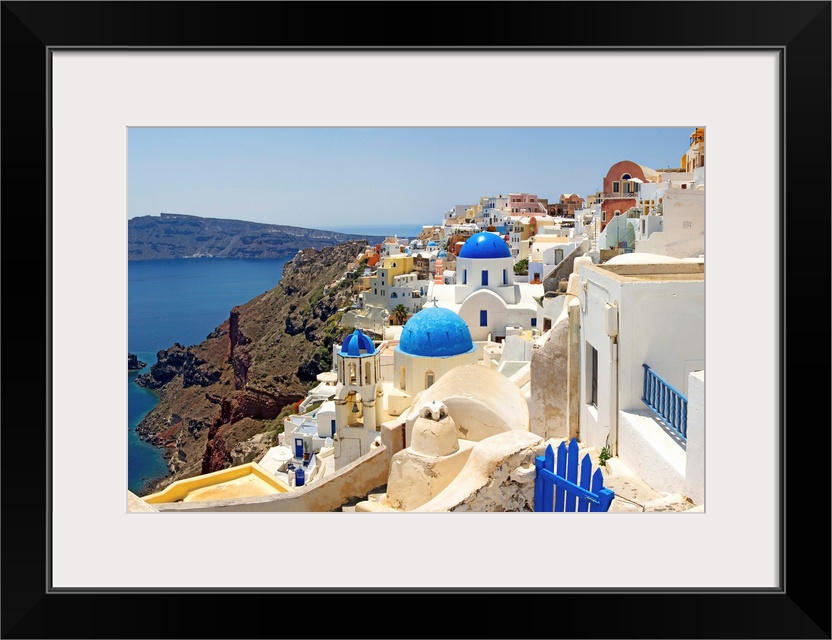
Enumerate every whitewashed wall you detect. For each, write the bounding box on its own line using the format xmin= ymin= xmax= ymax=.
xmin=578 ymin=262 xmax=704 ymax=455
xmin=635 ymin=188 xmax=705 ymax=258
xmin=684 ymin=370 xmax=705 ymax=505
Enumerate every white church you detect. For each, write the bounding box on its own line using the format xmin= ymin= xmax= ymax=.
xmin=431 ymin=231 xmax=543 ymax=341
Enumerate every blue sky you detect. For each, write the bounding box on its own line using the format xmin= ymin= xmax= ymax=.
xmin=128 ymin=127 xmax=694 ymax=230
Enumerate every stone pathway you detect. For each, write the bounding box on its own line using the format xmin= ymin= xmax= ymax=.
xmin=596 ymin=455 xmax=701 ymax=513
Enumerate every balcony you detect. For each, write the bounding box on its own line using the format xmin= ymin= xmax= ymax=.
xmin=642 ymin=364 xmax=687 ymax=443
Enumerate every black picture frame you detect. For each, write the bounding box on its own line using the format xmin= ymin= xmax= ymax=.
xmin=2 ymin=2 xmax=829 ymax=638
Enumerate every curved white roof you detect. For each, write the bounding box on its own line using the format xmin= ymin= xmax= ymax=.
xmin=605 ymin=253 xmax=685 ymax=265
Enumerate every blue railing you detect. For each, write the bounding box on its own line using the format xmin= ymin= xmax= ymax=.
xmin=642 ymin=364 xmax=687 ymax=440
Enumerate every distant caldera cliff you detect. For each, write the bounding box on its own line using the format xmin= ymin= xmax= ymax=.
xmin=128 ymin=213 xmax=386 ymax=260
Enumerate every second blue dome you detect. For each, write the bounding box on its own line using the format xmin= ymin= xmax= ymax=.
xmin=398 ymin=307 xmax=475 ymax=358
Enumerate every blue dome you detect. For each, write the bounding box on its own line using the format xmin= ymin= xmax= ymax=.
xmin=398 ymin=307 xmax=474 ymax=358
xmin=340 ymin=329 xmax=376 ymax=356
xmin=458 ymin=232 xmax=512 ymax=259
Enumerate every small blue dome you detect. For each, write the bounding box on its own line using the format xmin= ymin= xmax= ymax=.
xmin=398 ymin=307 xmax=474 ymax=358
xmin=458 ymin=232 xmax=512 ymax=259
xmin=427 ymin=240 xmax=438 ymax=247
xmin=340 ymin=329 xmax=376 ymax=356
xmin=438 ymin=250 xmax=447 ymax=257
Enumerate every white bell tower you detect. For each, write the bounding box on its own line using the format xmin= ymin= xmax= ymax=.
xmin=333 ymin=329 xmax=384 ymax=469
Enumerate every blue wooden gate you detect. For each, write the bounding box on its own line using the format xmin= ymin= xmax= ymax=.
xmin=534 ymin=438 xmax=615 ymax=512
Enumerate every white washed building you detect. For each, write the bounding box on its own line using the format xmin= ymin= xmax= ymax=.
xmin=577 ymin=253 xmax=704 ymax=500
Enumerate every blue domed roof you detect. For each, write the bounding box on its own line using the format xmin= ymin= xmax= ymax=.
xmin=458 ymin=232 xmax=512 ymax=259
xmin=340 ymin=329 xmax=376 ymax=356
xmin=398 ymin=307 xmax=474 ymax=358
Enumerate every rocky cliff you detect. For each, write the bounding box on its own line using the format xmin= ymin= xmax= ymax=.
xmin=128 ymin=213 xmax=385 ymax=260
xmin=133 ymin=240 xmax=368 ymax=496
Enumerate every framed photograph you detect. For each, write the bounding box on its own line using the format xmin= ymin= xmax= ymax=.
xmin=3 ymin=1 xmax=829 ymax=638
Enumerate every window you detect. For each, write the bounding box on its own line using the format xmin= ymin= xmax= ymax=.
xmin=330 ymin=419 xmax=336 ymax=438
xmin=531 ymin=317 xmax=537 ymax=327
xmin=463 ymin=269 xmax=467 ymax=285
xmin=482 ymin=270 xmax=488 ymax=286
xmin=612 ymin=181 xmax=620 ymax=193
xmin=349 ymin=363 xmax=357 ymax=385
xmin=480 ymin=310 xmax=488 ymax=326
xmin=555 ymin=249 xmax=563 ymax=263
xmin=590 ymin=345 xmax=598 ymax=407
xmin=602 ymin=211 xmax=607 ymax=222
xmin=502 ymin=269 xmax=507 ymax=285
xmin=425 ymin=371 xmax=435 ymax=388
xmin=365 ymin=361 xmax=371 ymax=384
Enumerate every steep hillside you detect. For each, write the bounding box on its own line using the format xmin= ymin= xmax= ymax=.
xmin=128 ymin=212 xmax=385 ymax=260
xmin=134 ymin=240 xmax=367 ymax=495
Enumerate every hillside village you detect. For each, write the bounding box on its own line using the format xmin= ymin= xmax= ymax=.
xmin=129 ymin=128 xmax=706 ymax=514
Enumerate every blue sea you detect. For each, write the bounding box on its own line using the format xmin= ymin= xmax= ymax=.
xmin=128 ymin=258 xmax=289 ymax=493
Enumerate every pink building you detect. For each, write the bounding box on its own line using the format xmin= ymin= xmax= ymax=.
xmin=507 ymin=192 xmax=546 ymax=214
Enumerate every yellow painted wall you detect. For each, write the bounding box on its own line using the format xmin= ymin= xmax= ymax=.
xmin=143 ymin=462 xmax=290 ymax=504
xmin=379 ymin=254 xmax=414 ymax=276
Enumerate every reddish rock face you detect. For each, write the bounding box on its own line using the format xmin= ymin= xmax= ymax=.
xmin=201 ymin=419 xmax=230 ymax=475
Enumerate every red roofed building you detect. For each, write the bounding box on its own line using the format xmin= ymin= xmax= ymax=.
xmin=599 ymin=160 xmax=659 ymax=232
